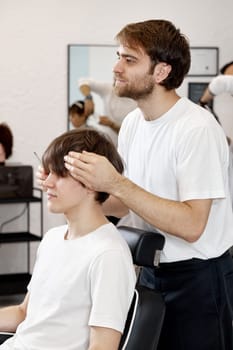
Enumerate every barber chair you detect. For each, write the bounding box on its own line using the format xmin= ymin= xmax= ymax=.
xmin=118 ymin=226 xmax=166 ymax=350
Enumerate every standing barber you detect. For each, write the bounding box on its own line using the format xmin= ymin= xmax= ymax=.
xmin=52 ymin=20 xmax=233 ymax=349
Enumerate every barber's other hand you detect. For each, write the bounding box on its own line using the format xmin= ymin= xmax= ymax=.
xmin=99 ymin=116 xmax=112 ymax=126
xmin=36 ymin=165 xmax=48 ymax=192
xmin=64 ymin=151 xmax=121 ymax=194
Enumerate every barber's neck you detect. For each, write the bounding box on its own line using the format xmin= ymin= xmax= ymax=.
xmin=138 ymin=89 xmax=180 ymax=121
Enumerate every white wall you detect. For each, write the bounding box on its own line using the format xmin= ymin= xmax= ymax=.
xmin=0 ymin=0 xmax=233 ymax=272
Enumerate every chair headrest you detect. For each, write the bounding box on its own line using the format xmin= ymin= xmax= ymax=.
xmin=118 ymin=226 xmax=165 ymax=267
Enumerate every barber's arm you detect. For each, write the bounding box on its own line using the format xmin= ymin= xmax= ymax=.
xmin=199 ymin=75 xmax=233 ymax=106
xmin=36 ymin=165 xmax=129 ymax=218
xmin=99 ymin=116 xmax=120 ymax=133
xmin=0 ymin=292 xmax=29 ymax=332
xmin=35 ymin=165 xmax=128 ymax=218
xmin=88 ymin=326 xmax=121 ymax=350
xmin=78 ymin=78 xmax=111 ymax=98
xmin=36 ymin=166 xmax=49 ymax=192
xmin=199 ymin=86 xmax=214 ymax=106
xmin=64 ymin=151 xmax=212 ymax=243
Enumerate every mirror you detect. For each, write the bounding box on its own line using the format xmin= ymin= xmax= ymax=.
xmin=68 ymin=44 xmax=117 ymax=130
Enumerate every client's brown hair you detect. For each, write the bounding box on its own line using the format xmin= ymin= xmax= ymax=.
xmin=42 ymin=128 xmax=124 ymax=203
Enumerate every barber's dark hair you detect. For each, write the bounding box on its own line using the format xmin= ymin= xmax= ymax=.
xmin=0 ymin=123 xmax=13 ymax=159
xmin=68 ymin=100 xmax=85 ymax=115
xmin=115 ymin=19 xmax=191 ymax=90
xmin=42 ymin=128 xmax=124 ymax=204
xmin=220 ymin=61 xmax=233 ymax=74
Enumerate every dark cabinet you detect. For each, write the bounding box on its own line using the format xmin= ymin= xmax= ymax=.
xmin=0 ymin=188 xmax=43 ymax=295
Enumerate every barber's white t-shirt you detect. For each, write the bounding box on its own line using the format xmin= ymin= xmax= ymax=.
xmin=118 ymin=97 xmax=233 ymax=262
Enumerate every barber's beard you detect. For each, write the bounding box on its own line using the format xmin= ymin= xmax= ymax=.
xmin=114 ymin=74 xmax=154 ymax=100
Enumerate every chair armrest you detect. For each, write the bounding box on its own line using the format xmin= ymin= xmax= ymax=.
xmin=118 ymin=226 xmax=165 ymax=267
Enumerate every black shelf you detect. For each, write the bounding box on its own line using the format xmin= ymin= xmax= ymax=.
xmin=0 ymin=196 xmax=41 ymax=204
xmin=0 ymin=232 xmax=41 ymax=243
xmin=0 ymin=188 xmax=43 ymax=294
xmin=0 ymin=273 xmax=31 ymax=295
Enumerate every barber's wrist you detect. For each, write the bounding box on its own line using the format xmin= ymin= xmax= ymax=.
xmin=198 ymin=99 xmax=207 ymax=107
xmin=85 ymin=94 xmax=93 ymax=100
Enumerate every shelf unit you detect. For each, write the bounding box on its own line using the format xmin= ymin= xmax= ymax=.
xmin=0 ymin=188 xmax=43 ymax=295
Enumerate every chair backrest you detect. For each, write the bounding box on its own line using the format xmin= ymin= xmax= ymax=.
xmin=118 ymin=226 xmax=166 ymax=350
xmin=0 ymin=332 xmax=14 ymax=345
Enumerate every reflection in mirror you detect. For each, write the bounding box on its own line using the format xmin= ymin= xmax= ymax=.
xmin=68 ymin=44 xmax=117 ymax=130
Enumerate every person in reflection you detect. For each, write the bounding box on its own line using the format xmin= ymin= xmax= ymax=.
xmin=69 ymin=100 xmax=88 ymax=129
xmin=0 ymin=128 xmax=136 ymax=350
xmin=199 ymin=61 xmax=233 ymax=108
xmin=69 ymin=98 xmax=118 ymax=146
xmin=0 ymin=123 xmax=13 ymax=165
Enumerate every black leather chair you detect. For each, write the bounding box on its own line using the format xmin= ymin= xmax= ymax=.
xmin=118 ymin=226 xmax=166 ymax=350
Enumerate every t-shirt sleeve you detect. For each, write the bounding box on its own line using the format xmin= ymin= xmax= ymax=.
xmin=209 ymin=75 xmax=233 ymax=96
xmin=177 ymin=124 xmax=227 ymax=201
xmin=88 ymin=249 xmax=136 ymax=333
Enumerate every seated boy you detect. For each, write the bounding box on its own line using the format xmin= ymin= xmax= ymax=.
xmin=0 ymin=128 xmax=136 ymax=350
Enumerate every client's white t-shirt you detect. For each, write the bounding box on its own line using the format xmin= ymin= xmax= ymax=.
xmin=1 ymin=223 xmax=136 ymax=350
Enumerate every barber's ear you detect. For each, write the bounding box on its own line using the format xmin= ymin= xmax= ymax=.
xmin=154 ymin=63 xmax=172 ymax=83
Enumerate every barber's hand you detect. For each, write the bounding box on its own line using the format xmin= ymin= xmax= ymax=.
xmin=198 ymin=99 xmax=207 ymax=108
xmin=64 ymin=151 xmax=121 ymax=194
xmin=99 ymin=116 xmax=112 ymax=126
xmin=36 ymin=165 xmax=48 ymax=192
xmin=79 ymin=84 xmax=91 ymax=97
xmin=99 ymin=116 xmax=120 ymax=133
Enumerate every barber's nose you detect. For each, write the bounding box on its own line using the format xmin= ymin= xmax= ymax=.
xmin=113 ymin=59 xmax=123 ymax=74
